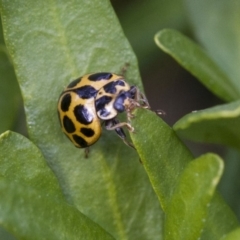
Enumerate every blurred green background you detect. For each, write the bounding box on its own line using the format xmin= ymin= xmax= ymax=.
xmin=0 ymin=0 xmax=239 ymax=224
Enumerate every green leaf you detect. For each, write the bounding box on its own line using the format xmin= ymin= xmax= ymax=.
xmin=0 ymin=228 xmax=15 ymax=240
xmin=164 ymin=153 xmax=223 ymax=240
xmin=130 ymin=110 xmax=192 ymax=210
xmin=221 ymin=228 xmax=240 ymax=240
xmin=0 ymin=131 xmax=63 ymax=198
xmin=184 ymin=0 xmax=240 ymax=92
xmin=154 ymin=29 xmax=239 ymax=102
xmin=173 ymin=100 xmax=240 ymax=150
xmin=0 ymin=179 xmax=114 ymax=240
xmin=0 ymin=16 xmax=21 ymax=134
xmin=130 ymin=109 xmax=239 ymax=239
xmin=0 ymin=131 xmax=114 ymax=239
xmin=0 ymin=1 xmax=162 ymax=239
xmin=201 ymin=193 xmax=239 ymax=239
xmin=218 ymin=149 xmax=240 ymax=218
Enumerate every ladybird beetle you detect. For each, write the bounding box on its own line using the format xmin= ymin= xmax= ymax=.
xmin=57 ymin=72 xmax=149 ymax=156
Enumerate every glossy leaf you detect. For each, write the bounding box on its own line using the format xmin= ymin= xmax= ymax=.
xmin=0 ymin=131 xmax=113 ymax=239
xmin=184 ymin=0 xmax=240 ymax=92
xmin=130 ymin=109 xmax=239 ymax=239
xmin=154 ymin=29 xmax=239 ymax=102
xmin=0 ymin=1 xmax=162 ymax=239
xmin=164 ymin=153 xmax=223 ymax=240
xmin=173 ymin=100 xmax=240 ymax=150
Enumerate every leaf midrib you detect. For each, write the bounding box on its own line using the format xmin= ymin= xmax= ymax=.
xmin=99 ymin=150 xmax=127 ymax=240
xmin=50 ymin=0 xmax=78 ymax=78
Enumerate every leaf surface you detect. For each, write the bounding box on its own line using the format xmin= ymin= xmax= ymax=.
xmin=0 ymin=131 xmax=113 ymax=240
xmin=221 ymin=228 xmax=240 ymax=240
xmin=173 ymin=100 xmax=240 ymax=150
xmin=165 ymin=154 xmax=223 ymax=240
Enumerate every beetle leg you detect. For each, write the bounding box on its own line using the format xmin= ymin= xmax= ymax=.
xmin=114 ymin=125 xmax=136 ymax=149
xmin=105 ymin=119 xmax=134 ymax=132
xmin=127 ymin=86 xmax=150 ymax=111
xmin=84 ymin=147 xmax=90 ymax=158
xmin=120 ymin=63 xmax=130 ymax=77
xmin=134 ymin=88 xmax=150 ymax=109
xmin=105 ymin=118 xmax=135 ymax=149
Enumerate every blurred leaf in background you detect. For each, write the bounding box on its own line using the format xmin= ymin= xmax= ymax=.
xmin=112 ymin=0 xmax=187 ymax=69
xmin=184 ymin=0 xmax=240 ymax=90
xmin=154 ymin=29 xmax=239 ymax=102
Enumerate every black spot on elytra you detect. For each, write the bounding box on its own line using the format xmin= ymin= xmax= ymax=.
xmin=74 ymin=104 xmax=93 ymax=125
xmin=103 ymin=80 xmax=125 ymax=94
xmin=60 ymin=93 xmax=71 ymax=112
xmin=73 ymin=134 xmax=88 ymax=147
xmin=113 ymin=92 xmax=132 ymax=113
xmin=129 ymin=86 xmax=137 ymax=98
xmin=63 ymin=115 xmax=76 ymax=133
xmin=74 ymin=85 xmax=97 ymax=99
xmin=67 ymin=77 xmax=82 ymax=88
xmin=95 ymin=96 xmax=113 ymax=112
xmin=80 ymin=127 xmax=95 ymax=137
xmin=88 ymin=72 xmax=113 ymax=81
